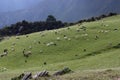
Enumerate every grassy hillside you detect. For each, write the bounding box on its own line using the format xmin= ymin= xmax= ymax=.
xmin=0 ymin=15 xmax=120 ymax=80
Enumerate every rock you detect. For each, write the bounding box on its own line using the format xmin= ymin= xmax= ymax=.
xmin=22 ymin=72 xmax=32 ymax=80
xmin=32 ymin=70 xmax=49 ymax=79
xmin=53 ymin=67 xmax=72 ymax=76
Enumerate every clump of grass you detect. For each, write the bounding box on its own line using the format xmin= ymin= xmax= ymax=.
xmin=11 ymin=73 xmax=24 ymax=80
xmin=113 ymin=43 xmax=120 ymax=49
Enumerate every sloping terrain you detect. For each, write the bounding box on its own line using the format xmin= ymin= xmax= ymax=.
xmin=0 ymin=0 xmax=120 ymax=27
xmin=0 ymin=15 xmax=120 ymax=80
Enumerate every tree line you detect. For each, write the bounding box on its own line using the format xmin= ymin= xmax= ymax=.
xmin=76 ymin=12 xmax=117 ymax=23
xmin=0 ymin=13 xmax=117 ymax=37
xmin=0 ymin=15 xmax=66 ymax=36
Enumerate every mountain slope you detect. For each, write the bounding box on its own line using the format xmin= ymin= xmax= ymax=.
xmin=0 ymin=15 xmax=120 ymax=80
xmin=0 ymin=0 xmax=120 ymax=28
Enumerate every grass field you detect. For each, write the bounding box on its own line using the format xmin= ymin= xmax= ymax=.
xmin=0 ymin=15 xmax=120 ymax=80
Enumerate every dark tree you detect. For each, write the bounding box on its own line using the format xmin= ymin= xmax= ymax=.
xmin=108 ymin=13 xmax=117 ymax=16
xmin=46 ymin=15 xmax=56 ymax=22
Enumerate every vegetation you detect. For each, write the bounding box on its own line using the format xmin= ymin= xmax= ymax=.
xmin=0 ymin=13 xmax=117 ymax=37
xmin=0 ymin=15 xmax=65 ymax=36
xmin=0 ymin=14 xmax=120 ymax=80
xmin=46 ymin=15 xmax=57 ymax=22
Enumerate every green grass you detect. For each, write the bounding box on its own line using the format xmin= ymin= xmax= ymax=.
xmin=0 ymin=15 xmax=120 ymax=80
xmin=48 ymin=69 xmax=120 ymax=80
